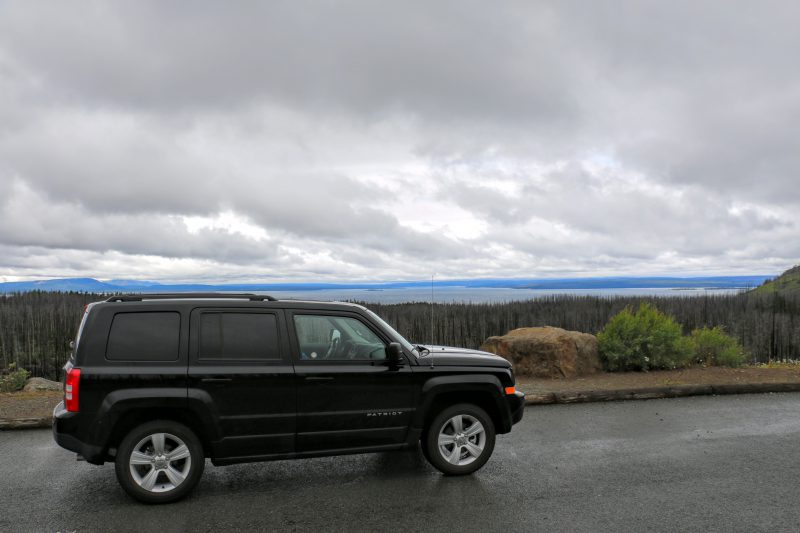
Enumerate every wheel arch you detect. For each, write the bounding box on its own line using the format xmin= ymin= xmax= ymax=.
xmin=92 ymin=389 xmax=218 ymax=461
xmin=105 ymin=408 xmax=211 ymax=459
xmin=416 ymin=374 xmax=511 ymax=435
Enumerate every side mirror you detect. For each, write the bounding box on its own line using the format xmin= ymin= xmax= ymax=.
xmin=386 ymin=342 xmax=404 ymax=366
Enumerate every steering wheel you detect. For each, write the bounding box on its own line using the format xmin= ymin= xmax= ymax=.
xmin=341 ymin=340 xmax=358 ymax=359
xmin=324 ymin=330 xmax=341 ymax=359
xmin=368 ymin=345 xmax=388 ymax=360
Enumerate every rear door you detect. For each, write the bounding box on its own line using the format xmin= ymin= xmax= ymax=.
xmin=289 ymin=310 xmax=415 ymax=453
xmin=188 ymin=307 xmax=295 ymax=459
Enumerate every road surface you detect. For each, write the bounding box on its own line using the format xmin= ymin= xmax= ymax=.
xmin=2 ymin=393 xmax=800 ymax=532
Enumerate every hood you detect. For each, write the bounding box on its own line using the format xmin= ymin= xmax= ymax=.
xmin=419 ymin=345 xmax=511 ymax=368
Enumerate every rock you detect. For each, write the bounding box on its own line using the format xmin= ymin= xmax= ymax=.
xmin=22 ymin=377 xmax=62 ymax=392
xmin=480 ymin=326 xmax=602 ymax=379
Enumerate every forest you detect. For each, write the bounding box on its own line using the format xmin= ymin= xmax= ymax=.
xmin=0 ymin=290 xmax=798 ymax=381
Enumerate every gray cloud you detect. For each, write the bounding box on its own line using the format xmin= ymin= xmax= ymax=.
xmin=0 ymin=3 xmax=576 ymax=121
xmin=0 ymin=1 xmax=797 ymax=282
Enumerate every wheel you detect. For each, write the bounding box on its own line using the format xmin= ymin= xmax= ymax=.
xmin=423 ymin=403 xmax=496 ymax=475
xmin=114 ymin=420 xmax=205 ymax=504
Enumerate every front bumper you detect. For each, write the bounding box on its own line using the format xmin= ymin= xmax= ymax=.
xmin=509 ymin=390 xmax=525 ymax=425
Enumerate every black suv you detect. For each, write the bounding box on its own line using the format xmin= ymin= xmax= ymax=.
xmin=53 ymin=294 xmax=525 ymax=503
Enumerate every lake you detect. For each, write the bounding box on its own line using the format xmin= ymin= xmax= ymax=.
xmin=257 ymin=286 xmax=748 ymax=304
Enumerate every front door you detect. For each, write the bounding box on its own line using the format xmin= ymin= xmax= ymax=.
xmin=290 ymin=311 xmax=415 ymax=453
xmin=188 ymin=307 xmax=295 ymax=459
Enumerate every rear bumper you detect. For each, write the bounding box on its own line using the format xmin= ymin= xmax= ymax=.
xmin=52 ymin=401 xmax=104 ymax=465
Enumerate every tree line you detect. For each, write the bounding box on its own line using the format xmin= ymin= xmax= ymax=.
xmin=0 ymin=290 xmax=798 ymax=380
xmin=0 ymin=291 xmax=100 ymax=380
xmin=369 ymin=291 xmax=800 ymax=363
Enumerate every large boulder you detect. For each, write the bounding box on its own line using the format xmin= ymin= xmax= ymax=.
xmin=22 ymin=377 xmax=62 ymax=392
xmin=480 ymin=327 xmax=602 ymax=379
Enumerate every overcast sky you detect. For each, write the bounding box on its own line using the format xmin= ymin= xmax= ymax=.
xmin=1 ymin=1 xmax=798 ymax=283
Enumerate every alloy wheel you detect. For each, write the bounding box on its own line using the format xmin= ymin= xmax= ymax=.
xmin=128 ymin=432 xmax=192 ymax=493
xmin=436 ymin=414 xmax=486 ymax=466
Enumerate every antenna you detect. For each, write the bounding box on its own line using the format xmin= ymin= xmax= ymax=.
xmin=430 ymin=273 xmax=434 ymax=343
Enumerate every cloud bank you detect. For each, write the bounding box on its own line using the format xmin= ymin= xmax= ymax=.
xmin=0 ymin=1 xmax=797 ymax=282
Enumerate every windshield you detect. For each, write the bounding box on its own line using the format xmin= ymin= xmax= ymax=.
xmin=366 ymin=310 xmax=418 ymax=357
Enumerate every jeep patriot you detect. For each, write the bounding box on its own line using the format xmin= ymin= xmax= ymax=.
xmin=53 ymin=294 xmax=525 ymax=503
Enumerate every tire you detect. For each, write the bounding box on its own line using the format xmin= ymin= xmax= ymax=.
xmin=419 ymin=429 xmax=433 ymax=463
xmin=423 ymin=403 xmax=496 ymax=475
xmin=114 ymin=420 xmax=205 ymax=504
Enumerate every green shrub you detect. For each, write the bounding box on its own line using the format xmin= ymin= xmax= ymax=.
xmin=690 ymin=326 xmax=747 ymax=367
xmin=0 ymin=363 xmax=30 ymax=392
xmin=598 ymin=303 xmax=692 ymax=371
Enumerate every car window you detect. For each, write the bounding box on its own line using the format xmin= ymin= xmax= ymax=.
xmin=198 ymin=312 xmax=280 ymax=361
xmin=294 ymin=314 xmax=387 ymax=361
xmin=106 ymin=312 xmax=180 ymax=362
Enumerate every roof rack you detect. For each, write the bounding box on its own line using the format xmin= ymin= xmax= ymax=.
xmin=105 ymin=293 xmax=278 ymax=303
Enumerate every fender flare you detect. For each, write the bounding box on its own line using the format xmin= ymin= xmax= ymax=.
xmin=414 ymin=374 xmax=511 ymax=432
xmin=88 ymin=388 xmax=222 ymax=453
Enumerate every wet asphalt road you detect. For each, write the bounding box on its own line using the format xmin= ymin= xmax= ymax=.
xmin=3 ymin=393 xmax=800 ymax=533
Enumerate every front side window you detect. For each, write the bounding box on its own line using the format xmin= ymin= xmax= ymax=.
xmin=199 ymin=312 xmax=280 ymax=361
xmin=294 ymin=315 xmax=387 ymax=361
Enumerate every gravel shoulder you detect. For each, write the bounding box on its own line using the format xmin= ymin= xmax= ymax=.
xmin=517 ymin=365 xmax=800 ymax=393
xmin=0 ymin=390 xmax=61 ymax=420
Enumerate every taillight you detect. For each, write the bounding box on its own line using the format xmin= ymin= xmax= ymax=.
xmin=65 ymin=367 xmax=81 ymax=412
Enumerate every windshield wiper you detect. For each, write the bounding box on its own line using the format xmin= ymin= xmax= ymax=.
xmin=416 ymin=344 xmax=431 ymax=356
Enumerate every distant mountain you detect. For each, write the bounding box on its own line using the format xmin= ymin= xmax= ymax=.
xmin=751 ymin=265 xmax=800 ymax=296
xmin=0 ymin=275 xmax=773 ymax=294
xmin=0 ymin=278 xmax=118 ymax=292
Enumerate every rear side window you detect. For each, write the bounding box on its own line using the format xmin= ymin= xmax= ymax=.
xmin=106 ymin=312 xmax=181 ymax=362
xmin=199 ymin=312 xmax=280 ymax=361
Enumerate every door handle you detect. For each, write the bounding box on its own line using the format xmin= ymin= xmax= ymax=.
xmin=200 ymin=378 xmax=232 ymax=383
xmin=304 ymin=376 xmax=334 ymax=381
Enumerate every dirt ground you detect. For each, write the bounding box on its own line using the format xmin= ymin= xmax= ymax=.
xmin=3 ymin=366 xmax=800 ymax=421
xmin=517 ymin=366 xmax=800 ymax=393
xmin=0 ymin=390 xmax=62 ymax=420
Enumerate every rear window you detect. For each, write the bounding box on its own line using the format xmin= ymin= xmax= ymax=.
xmin=199 ymin=312 xmax=280 ymax=361
xmin=106 ymin=312 xmax=181 ymax=362
xmin=72 ymin=303 xmax=94 ymax=360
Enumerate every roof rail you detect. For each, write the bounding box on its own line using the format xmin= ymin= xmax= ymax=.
xmin=105 ymin=293 xmax=278 ymax=303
